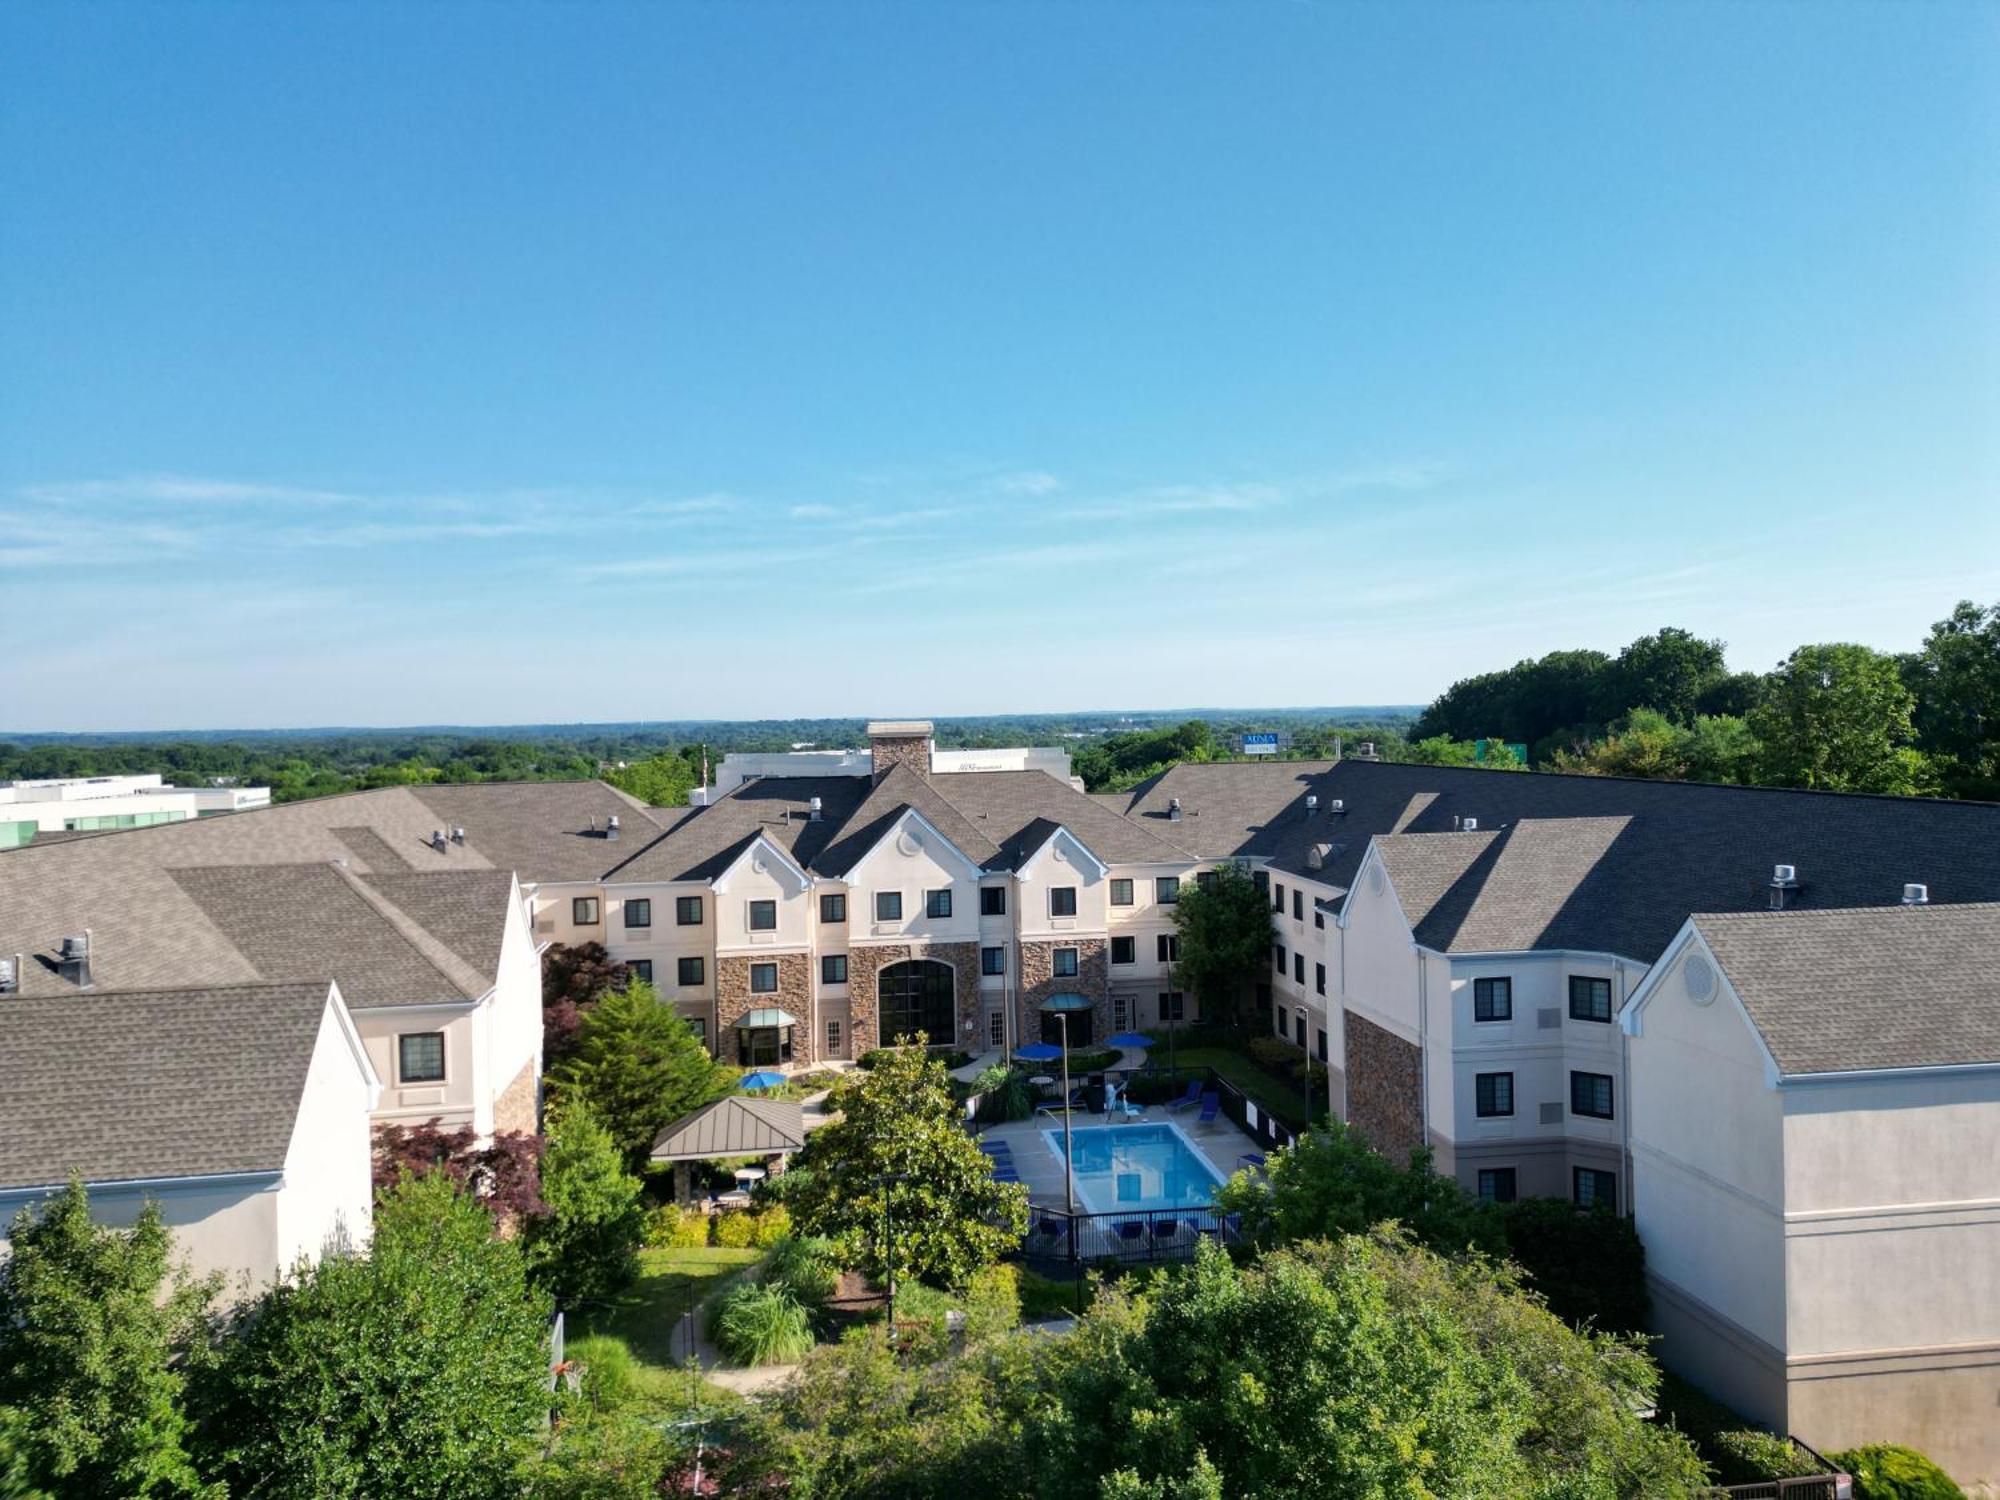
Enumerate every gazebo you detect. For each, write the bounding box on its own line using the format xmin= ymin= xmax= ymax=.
xmin=648 ymin=1094 xmax=808 ymax=1205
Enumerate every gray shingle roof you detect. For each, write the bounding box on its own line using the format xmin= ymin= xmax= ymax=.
xmin=0 ymin=981 xmax=335 ymax=1189
xmin=606 ymin=776 xmax=874 ymax=883
xmin=648 ymin=1095 xmax=807 ymax=1161
xmin=0 ymin=784 xmax=544 ymax=1004
xmin=1693 ymin=903 xmax=2000 ymax=1075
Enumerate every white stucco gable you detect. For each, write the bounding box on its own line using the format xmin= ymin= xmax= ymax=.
xmin=1015 ymin=824 xmax=1109 ymax=883
xmin=842 ymin=807 xmax=987 ymax=886
xmin=711 ymin=832 xmax=812 ymax=896
xmin=1622 ymin=920 xmax=1784 ymax=1089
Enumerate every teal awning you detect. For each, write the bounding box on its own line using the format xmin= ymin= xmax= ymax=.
xmin=1039 ymin=993 xmax=1093 ymax=1012
xmin=736 ymin=1008 xmax=799 ymax=1029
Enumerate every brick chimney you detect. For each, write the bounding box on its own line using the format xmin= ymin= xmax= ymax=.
xmin=867 ymin=720 xmax=934 ymax=782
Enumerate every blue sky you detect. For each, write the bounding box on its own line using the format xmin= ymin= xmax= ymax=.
xmin=2 ymin=2 xmax=1995 ymax=731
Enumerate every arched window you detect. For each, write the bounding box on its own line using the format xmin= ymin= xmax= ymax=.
xmin=877 ymin=959 xmax=956 ymax=1047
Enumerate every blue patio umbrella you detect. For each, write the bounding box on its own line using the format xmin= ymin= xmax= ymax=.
xmin=739 ymin=1070 xmax=788 ymax=1091
xmin=1013 ymin=1043 xmax=1064 ymax=1062
xmin=1106 ymin=1032 xmax=1154 ymax=1050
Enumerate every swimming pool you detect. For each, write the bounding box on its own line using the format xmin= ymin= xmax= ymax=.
xmin=1041 ymin=1122 xmax=1224 ymax=1213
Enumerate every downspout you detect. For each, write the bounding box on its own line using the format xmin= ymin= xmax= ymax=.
xmin=1416 ymin=946 xmax=1430 ymax=1150
xmin=1618 ymin=958 xmax=1633 ymax=1215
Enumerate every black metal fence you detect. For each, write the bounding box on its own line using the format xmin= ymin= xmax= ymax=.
xmin=1019 ymin=1202 xmax=1244 ymax=1268
xmin=1124 ymin=1064 xmax=1303 ymax=1153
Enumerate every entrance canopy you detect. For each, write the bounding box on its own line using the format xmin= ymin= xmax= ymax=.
xmin=736 ymin=1008 xmax=799 ymax=1029
xmin=648 ymin=1095 xmax=807 ymax=1163
xmin=1039 ymin=993 xmax=1093 ymax=1012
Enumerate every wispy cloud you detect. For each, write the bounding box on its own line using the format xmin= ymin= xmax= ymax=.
xmin=1060 ymin=482 xmax=1282 ymax=522
xmin=277 ymin=518 xmax=557 ymax=548
xmin=626 ymin=493 xmax=737 ymax=517
xmin=991 ymin=471 xmax=1062 ymax=496
xmin=23 ymin=475 xmax=361 ymax=507
xmin=788 ymin=502 xmax=840 ymax=519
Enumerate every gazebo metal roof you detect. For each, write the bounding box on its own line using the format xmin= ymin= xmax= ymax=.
xmin=647 ymin=1095 xmax=808 ymax=1163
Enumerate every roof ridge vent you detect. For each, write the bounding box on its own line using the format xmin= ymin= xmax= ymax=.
xmin=1902 ymin=882 xmax=1929 ymax=906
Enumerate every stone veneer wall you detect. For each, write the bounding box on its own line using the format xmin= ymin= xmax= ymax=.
xmin=845 ymin=942 xmax=981 ymax=1053
xmin=717 ymin=951 xmax=816 ymax=1067
xmin=870 ymin=734 xmax=933 ymax=781
xmin=1344 ymin=1008 xmax=1422 ymax=1160
xmin=492 ymin=1057 xmax=540 ymax=1135
xmin=1017 ymin=939 xmax=1112 ymax=1049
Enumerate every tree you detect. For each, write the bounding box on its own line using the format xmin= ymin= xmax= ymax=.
xmin=541 ymin=942 xmax=631 ymax=1065
xmin=524 ymin=1105 xmax=648 ymax=1307
xmin=1168 ymin=862 xmax=1273 ymax=1029
xmin=547 ymin=979 xmax=738 ymax=1172
xmin=1905 ymin=599 xmax=2000 ymax=800
xmin=1604 ymin=628 xmax=1729 ymax=725
xmin=373 ymin=1118 xmax=546 ymax=1226
xmin=0 ymin=1182 xmax=218 ymax=1499
xmin=1679 ymin=713 xmax=1761 ymax=785
xmin=1749 ymin=643 xmax=1926 ymax=794
xmin=786 ymin=1044 xmax=1028 ymax=1289
xmin=604 ymin=751 xmax=698 ymax=809
xmin=197 ymin=1172 xmax=554 ymax=1500
xmin=1213 ymin=1120 xmax=1501 ymax=1257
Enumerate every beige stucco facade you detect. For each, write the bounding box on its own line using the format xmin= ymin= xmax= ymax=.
xmin=1626 ymin=926 xmax=2000 ymax=1487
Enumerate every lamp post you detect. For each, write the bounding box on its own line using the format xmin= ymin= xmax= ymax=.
xmin=880 ymin=1170 xmax=908 ymax=1340
xmin=1057 ymin=1012 xmax=1075 ymax=1216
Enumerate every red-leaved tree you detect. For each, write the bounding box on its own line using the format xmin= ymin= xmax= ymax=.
xmin=372 ymin=1120 xmax=546 ymax=1227
xmin=541 ymin=942 xmax=631 ymax=1065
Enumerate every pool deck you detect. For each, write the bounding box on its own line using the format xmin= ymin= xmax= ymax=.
xmin=977 ymin=1105 xmax=1264 ymax=1210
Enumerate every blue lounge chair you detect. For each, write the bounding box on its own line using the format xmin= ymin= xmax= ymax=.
xmin=1150 ymin=1218 xmax=1180 ymax=1242
xmin=979 ymin=1140 xmax=1012 ymax=1156
xmin=1237 ymin=1152 xmax=1266 ymax=1171
xmin=1164 ymin=1080 xmax=1203 ymax=1112
xmin=1114 ymin=1219 xmax=1146 ymax=1249
xmin=1197 ymin=1091 xmax=1220 ymax=1123
xmin=994 ymin=1169 xmax=1021 ymax=1184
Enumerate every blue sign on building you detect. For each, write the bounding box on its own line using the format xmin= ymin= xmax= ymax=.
xmin=1242 ymin=732 xmax=1280 ymax=756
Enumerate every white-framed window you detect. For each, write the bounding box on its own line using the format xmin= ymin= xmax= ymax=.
xmin=826 ymin=1019 xmax=842 ymax=1056
xmin=876 ymin=890 xmax=903 ymax=922
xmin=572 ymin=896 xmax=601 ymax=925
xmin=988 ymin=1011 xmax=1005 ymax=1047
xmin=1049 ymin=887 xmax=1077 ymax=918
xmin=1113 ymin=994 xmax=1128 ymax=1029
xmin=748 ymin=899 xmax=777 ymax=931
xmin=1110 ymin=878 xmax=1133 ymax=906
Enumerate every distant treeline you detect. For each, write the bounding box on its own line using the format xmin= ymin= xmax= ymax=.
xmin=0 ymin=708 xmax=1419 ymax=809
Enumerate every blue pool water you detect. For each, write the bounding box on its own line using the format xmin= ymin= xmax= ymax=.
xmin=1042 ymin=1123 xmax=1223 ymax=1212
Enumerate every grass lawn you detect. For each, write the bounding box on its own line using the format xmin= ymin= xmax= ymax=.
xmin=1163 ymin=1046 xmax=1326 ymax=1132
xmin=570 ymin=1245 xmax=765 ymax=1407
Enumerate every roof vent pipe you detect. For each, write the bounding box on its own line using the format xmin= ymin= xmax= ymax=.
xmin=1451 ymin=814 xmax=1462 ymax=831
xmin=1462 ymin=817 xmax=1478 ymax=832
xmin=56 ymin=929 xmax=91 ymax=990
xmin=605 ymin=814 xmax=621 ymax=841
xmin=809 ymin=796 xmax=823 ymax=822
xmin=1306 ymin=794 xmax=1319 ymax=815
xmin=1902 ymin=882 xmax=1929 ymax=906
xmin=1328 ymin=799 xmax=1344 ymax=815
xmin=431 ymin=829 xmax=449 ymax=851
xmin=1168 ymin=797 xmax=1182 ymax=822
xmin=0 ymin=953 xmax=19 ymax=995
xmin=451 ymin=826 xmax=466 ymax=844
xmin=1770 ymin=863 xmax=1799 ymax=910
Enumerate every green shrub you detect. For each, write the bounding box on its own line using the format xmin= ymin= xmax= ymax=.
xmin=1709 ymin=1429 xmax=1820 ymax=1485
xmin=708 ymin=1282 xmax=814 ymax=1367
xmin=1244 ymin=1036 xmax=1299 ymax=1072
xmin=749 ymin=1205 xmax=793 ymax=1248
xmin=960 ymin=1262 xmax=1020 ymax=1344
xmin=1831 ymin=1443 xmax=1962 ymax=1500
xmin=1017 ymin=1268 xmax=1091 ymax=1321
xmin=973 ymin=1068 xmax=1036 ymax=1123
xmin=562 ymin=1334 xmax=638 ymax=1411
xmin=643 ymin=1204 xmax=711 ymax=1250
xmin=712 ymin=1210 xmax=759 ymax=1249
xmin=755 ymin=1165 xmax=811 ymax=1205
xmin=763 ymin=1235 xmax=840 ymax=1308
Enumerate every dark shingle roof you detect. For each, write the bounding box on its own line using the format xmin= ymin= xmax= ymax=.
xmin=1693 ymin=903 xmax=2000 ymax=1075
xmin=0 ymin=981 xmax=335 ymax=1189
xmin=606 ymin=777 xmax=874 ymax=883
xmin=411 ymin=782 xmax=666 ymax=882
